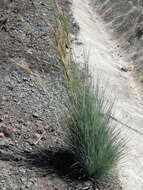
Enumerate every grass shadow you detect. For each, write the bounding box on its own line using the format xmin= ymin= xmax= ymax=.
xmin=19 ymin=147 xmax=88 ymax=181
xmin=0 ymin=147 xmax=121 ymax=189
xmin=0 ymin=146 xmax=88 ymax=181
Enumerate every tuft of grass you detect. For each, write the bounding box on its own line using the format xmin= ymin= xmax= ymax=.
xmin=64 ymin=62 xmax=125 ymax=179
xmin=49 ymin=0 xmax=125 ymax=180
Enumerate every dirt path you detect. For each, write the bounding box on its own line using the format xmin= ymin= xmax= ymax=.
xmin=72 ymin=0 xmax=143 ymax=189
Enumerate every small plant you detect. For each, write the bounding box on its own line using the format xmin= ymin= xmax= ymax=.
xmin=64 ymin=62 xmax=125 ymax=179
xmin=49 ymin=0 xmax=125 ymax=180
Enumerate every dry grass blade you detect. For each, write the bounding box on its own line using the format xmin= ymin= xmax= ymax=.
xmin=40 ymin=14 xmax=73 ymax=88
xmin=11 ymin=58 xmax=48 ymax=92
xmin=34 ymin=130 xmax=46 ymax=145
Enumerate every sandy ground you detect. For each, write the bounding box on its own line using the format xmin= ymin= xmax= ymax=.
xmin=72 ymin=0 xmax=143 ymax=189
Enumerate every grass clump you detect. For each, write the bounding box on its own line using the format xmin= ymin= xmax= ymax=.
xmin=64 ymin=62 xmax=125 ymax=180
xmin=49 ymin=0 xmax=125 ymax=180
